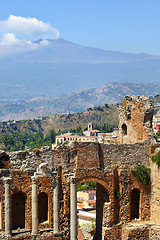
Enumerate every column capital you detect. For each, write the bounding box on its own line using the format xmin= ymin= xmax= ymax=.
xmin=70 ymin=175 xmax=77 ymax=185
xmin=31 ymin=176 xmax=38 ymax=184
xmin=53 ymin=175 xmax=60 ymax=188
xmin=4 ymin=177 xmax=12 ymax=184
xmin=52 ymin=170 xmax=58 ymax=178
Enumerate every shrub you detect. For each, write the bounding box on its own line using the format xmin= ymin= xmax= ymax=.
xmin=114 ymin=189 xmax=121 ymax=201
xmin=152 ymin=151 xmax=160 ymax=166
xmin=135 ymin=165 xmax=151 ymax=185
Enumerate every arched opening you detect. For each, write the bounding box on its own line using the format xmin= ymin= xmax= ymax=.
xmin=0 ymin=198 xmax=2 ymax=230
xmin=131 ymin=188 xmax=140 ymax=220
xmin=77 ymin=179 xmax=109 ymax=240
xmin=122 ymin=123 xmax=127 ymax=135
xmin=12 ymin=192 xmax=26 ymax=229
xmin=38 ymin=192 xmax=48 ymax=223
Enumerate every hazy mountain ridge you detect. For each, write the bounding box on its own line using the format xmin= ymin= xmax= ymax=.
xmin=14 ymin=38 xmax=160 ymax=64
xmin=1 ymin=82 xmax=160 ymax=121
xmin=0 ymin=38 xmax=160 ymax=100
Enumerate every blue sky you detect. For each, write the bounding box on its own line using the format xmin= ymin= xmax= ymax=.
xmin=0 ymin=0 xmax=160 ymax=55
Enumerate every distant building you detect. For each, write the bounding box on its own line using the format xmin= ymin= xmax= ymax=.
xmin=77 ymin=190 xmax=96 ymax=201
xmin=54 ymin=132 xmax=98 ymax=146
xmin=52 ymin=123 xmax=119 ymax=149
xmin=98 ymin=128 xmax=119 ymax=143
xmin=77 ymin=190 xmax=96 ymax=226
xmin=83 ymin=123 xmax=100 ymax=137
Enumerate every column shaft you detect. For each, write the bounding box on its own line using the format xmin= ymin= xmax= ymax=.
xmin=32 ymin=176 xmax=39 ymax=235
xmin=70 ymin=176 xmax=77 ymax=240
xmin=4 ymin=177 xmax=12 ymax=237
xmin=53 ymin=175 xmax=61 ymax=236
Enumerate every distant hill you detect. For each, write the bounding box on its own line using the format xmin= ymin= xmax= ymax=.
xmin=0 ymin=38 xmax=160 ymax=100
xmin=0 ymin=103 xmax=119 ymax=135
xmin=0 ymin=82 xmax=160 ymax=121
xmin=1 ymin=93 xmax=160 ymax=139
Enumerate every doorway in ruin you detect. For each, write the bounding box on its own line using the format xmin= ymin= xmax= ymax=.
xmin=122 ymin=123 xmax=127 ymax=135
xmin=77 ymin=180 xmax=109 ymax=240
xmin=38 ymin=192 xmax=48 ymax=223
xmin=131 ymin=188 xmax=140 ymax=220
xmin=12 ymin=192 xmax=26 ymax=229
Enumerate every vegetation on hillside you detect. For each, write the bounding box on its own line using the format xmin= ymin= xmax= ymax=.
xmin=0 ymin=120 xmax=117 ymax=151
xmin=1 ymin=94 xmax=160 ymax=152
xmin=77 ymin=182 xmax=97 ymax=191
xmin=0 ymin=103 xmax=119 ymax=135
xmin=0 ymin=130 xmax=56 ymax=152
xmin=0 ymin=103 xmax=119 ymax=151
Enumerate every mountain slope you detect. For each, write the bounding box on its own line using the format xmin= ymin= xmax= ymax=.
xmin=0 ymin=103 xmax=119 ymax=135
xmin=0 ymin=93 xmax=160 ymax=139
xmin=1 ymin=82 xmax=160 ymax=121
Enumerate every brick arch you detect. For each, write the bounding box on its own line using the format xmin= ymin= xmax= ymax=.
xmin=76 ymin=168 xmax=112 ymax=192
xmin=77 ymin=177 xmax=109 ymax=191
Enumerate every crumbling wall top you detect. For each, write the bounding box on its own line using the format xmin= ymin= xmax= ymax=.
xmin=118 ymin=95 xmax=155 ymax=144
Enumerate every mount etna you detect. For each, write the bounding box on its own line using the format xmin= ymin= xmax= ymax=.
xmin=0 ymin=38 xmax=160 ymax=100
xmin=0 ymin=38 xmax=160 ymax=120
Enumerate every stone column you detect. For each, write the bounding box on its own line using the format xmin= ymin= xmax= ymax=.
xmin=31 ymin=176 xmax=39 ymax=235
xmin=4 ymin=177 xmax=12 ymax=237
xmin=53 ymin=174 xmax=61 ymax=237
xmin=70 ymin=176 xmax=77 ymax=240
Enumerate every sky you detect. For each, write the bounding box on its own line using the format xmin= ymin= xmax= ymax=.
xmin=0 ymin=0 xmax=160 ymax=55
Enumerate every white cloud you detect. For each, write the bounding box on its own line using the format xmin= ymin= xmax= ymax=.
xmin=0 ymin=15 xmax=60 ymax=57
xmin=0 ymin=15 xmax=60 ymax=39
xmin=0 ymin=33 xmax=39 ymax=56
xmin=1 ymin=33 xmax=20 ymax=46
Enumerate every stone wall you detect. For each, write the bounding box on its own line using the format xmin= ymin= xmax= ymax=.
xmin=150 ymin=161 xmax=160 ymax=224
xmin=7 ymin=140 xmax=151 ymax=172
xmin=118 ymin=95 xmax=155 ymax=144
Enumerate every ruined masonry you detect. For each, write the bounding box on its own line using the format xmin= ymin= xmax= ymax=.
xmin=0 ymin=95 xmax=160 ymax=240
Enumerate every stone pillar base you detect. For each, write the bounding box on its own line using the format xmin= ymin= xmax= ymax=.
xmin=32 ymin=233 xmax=40 ymax=236
xmin=5 ymin=234 xmax=12 ymax=237
xmin=53 ymin=232 xmax=62 ymax=237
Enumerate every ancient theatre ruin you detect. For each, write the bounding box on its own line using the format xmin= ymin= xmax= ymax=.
xmin=0 ymin=95 xmax=160 ymax=239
